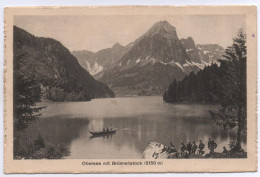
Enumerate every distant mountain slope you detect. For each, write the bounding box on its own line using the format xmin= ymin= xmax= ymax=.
xmin=196 ymin=44 xmax=225 ymax=63
xmin=180 ymin=37 xmax=209 ymax=64
xmin=180 ymin=37 xmax=225 ymax=64
xmin=72 ymin=43 xmax=128 ymax=78
xmin=14 ymin=26 xmax=114 ymax=101
xmin=70 ymin=50 xmax=95 ymax=73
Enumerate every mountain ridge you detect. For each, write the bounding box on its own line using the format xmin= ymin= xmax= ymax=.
xmin=14 ymin=26 xmax=114 ymax=101
xmin=181 ymin=37 xmax=225 ymax=64
xmin=72 ymin=42 xmax=128 ymax=77
xmin=72 ymin=21 xmax=225 ymax=96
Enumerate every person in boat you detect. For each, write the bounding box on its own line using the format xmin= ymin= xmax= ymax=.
xmin=103 ymin=127 xmax=106 ymax=132
xmin=191 ymin=141 xmax=197 ymax=155
xmin=110 ymin=124 xmax=113 ymax=131
xmin=198 ymin=140 xmax=205 ymax=155
xmin=106 ymin=127 xmax=109 ymax=132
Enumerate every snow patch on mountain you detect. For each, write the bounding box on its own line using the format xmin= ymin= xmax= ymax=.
xmin=89 ymin=62 xmax=103 ymax=75
xmin=186 ymin=49 xmax=194 ymax=52
xmin=191 ymin=61 xmax=205 ymax=69
xmin=149 ymin=58 xmax=157 ymax=64
xmin=175 ymin=62 xmax=184 ymax=71
xmin=208 ymin=54 xmax=214 ymax=60
xmin=202 ymin=50 xmax=211 ymax=55
xmin=196 ymin=45 xmax=201 ymax=50
xmin=183 ymin=62 xmax=189 ymax=67
xmin=83 ymin=60 xmax=91 ymax=71
xmin=133 ymin=56 xmax=208 ymax=72
xmin=201 ymin=60 xmax=211 ymax=66
xmin=183 ymin=61 xmax=205 ymax=70
xmin=158 ymin=61 xmax=168 ymax=65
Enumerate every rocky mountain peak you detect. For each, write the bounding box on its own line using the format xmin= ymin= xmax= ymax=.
xmin=145 ymin=20 xmax=177 ymax=37
xmin=112 ymin=42 xmax=123 ymax=49
xmin=116 ymin=20 xmax=190 ymax=66
xmin=181 ymin=37 xmax=196 ymax=49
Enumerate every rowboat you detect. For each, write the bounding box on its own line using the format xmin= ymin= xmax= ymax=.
xmin=89 ymin=129 xmax=117 ymax=136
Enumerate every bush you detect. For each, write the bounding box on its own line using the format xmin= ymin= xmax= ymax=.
xmin=14 ymin=134 xmax=70 ymax=159
xmin=34 ymin=134 xmax=45 ymax=150
xmin=32 ymin=144 xmax=70 ymax=159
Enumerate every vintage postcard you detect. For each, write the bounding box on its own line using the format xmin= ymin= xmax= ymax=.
xmin=4 ymin=6 xmax=257 ymax=173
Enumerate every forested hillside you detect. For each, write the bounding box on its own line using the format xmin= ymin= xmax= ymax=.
xmin=163 ymin=63 xmax=226 ymax=103
xmin=164 ymin=29 xmax=246 ymax=105
xmin=14 ymin=26 xmax=114 ymax=101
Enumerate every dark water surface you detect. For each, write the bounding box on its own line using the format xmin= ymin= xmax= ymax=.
xmin=32 ymin=96 xmax=246 ymax=159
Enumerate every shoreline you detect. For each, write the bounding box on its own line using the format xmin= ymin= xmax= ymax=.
xmin=143 ymin=142 xmax=247 ymax=159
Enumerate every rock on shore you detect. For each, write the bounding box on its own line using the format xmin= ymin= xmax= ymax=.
xmin=143 ymin=142 xmax=177 ymax=159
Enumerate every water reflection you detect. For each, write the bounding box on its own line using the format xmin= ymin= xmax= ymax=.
xmin=36 ymin=96 xmax=246 ymax=159
xmin=89 ymin=133 xmax=115 ymax=139
xmin=19 ymin=118 xmax=89 ymax=149
xmin=67 ymin=116 xmax=246 ymax=159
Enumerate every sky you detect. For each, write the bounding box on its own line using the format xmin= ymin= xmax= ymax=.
xmin=14 ymin=15 xmax=246 ymax=52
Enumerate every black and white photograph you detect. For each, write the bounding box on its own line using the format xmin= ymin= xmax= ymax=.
xmin=4 ymin=6 xmax=257 ymax=173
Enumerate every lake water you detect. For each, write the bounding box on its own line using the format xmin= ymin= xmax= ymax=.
xmin=30 ymin=96 xmax=246 ymax=159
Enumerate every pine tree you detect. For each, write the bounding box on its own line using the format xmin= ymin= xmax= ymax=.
xmin=13 ymin=54 xmax=46 ymax=131
xmin=210 ymin=29 xmax=247 ymax=150
xmin=168 ymin=79 xmax=177 ymax=102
